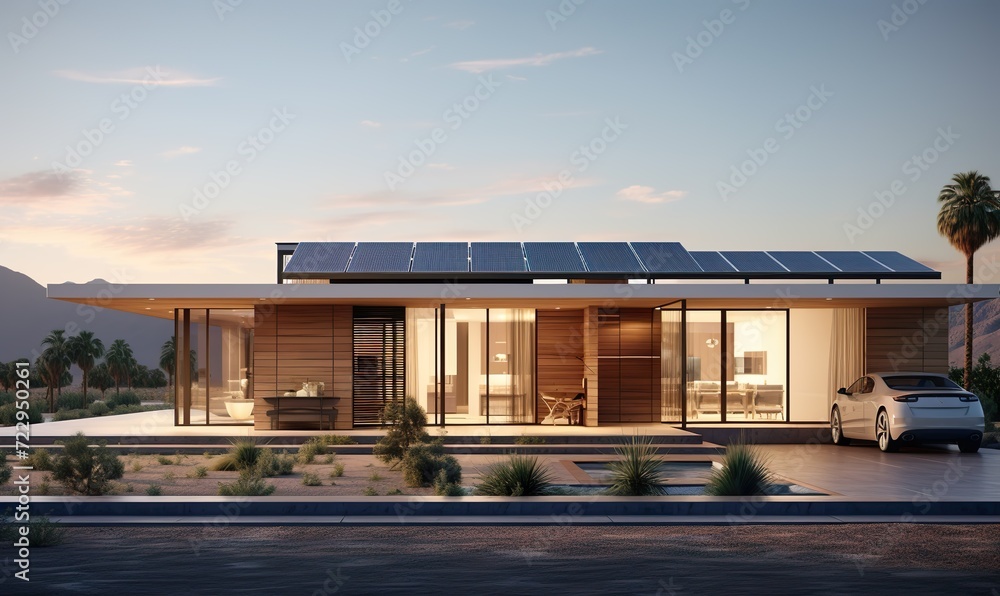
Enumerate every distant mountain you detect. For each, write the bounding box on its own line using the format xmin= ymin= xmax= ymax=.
xmin=949 ymin=300 xmax=1000 ymax=367
xmin=0 ymin=265 xmax=173 ymax=379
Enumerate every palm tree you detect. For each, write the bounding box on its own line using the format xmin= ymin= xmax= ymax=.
xmin=936 ymin=170 xmax=1000 ymax=388
xmin=0 ymin=361 xmax=10 ymax=392
xmin=41 ymin=329 xmax=71 ymax=411
xmin=160 ymin=336 xmax=176 ymax=387
xmin=105 ymin=339 xmax=135 ymax=396
xmin=88 ymin=363 xmax=114 ymax=399
xmin=66 ymin=331 xmax=105 ymax=402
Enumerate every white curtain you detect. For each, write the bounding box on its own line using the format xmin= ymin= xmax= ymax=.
xmin=507 ymin=308 xmax=536 ymax=423
xmin=831 ymin=308 xmax=865 ymax=404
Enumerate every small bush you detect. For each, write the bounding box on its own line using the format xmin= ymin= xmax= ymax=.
xmin=329 ymin=464 xmax=344 ymax=478
xmin=146 ymin=484 xmax=162 ymax=496
xmin=297 ymin=438 xmax=328 ymax=464
xmin=106 ymin=391 xmax=141 ymax=409
xmin=0 ymin=462 xmax=11 ymax=485
xmin=0 ymin=510 xmax=65 ymax=546
xmin=255 ymin=449 xmax=295 ymax=477
xmin=54 ymin=408 xmax=92 ymax=422
xmin=217 ymin=470 xmax=275 ymax=496
xmin=27 ymin=448 xmax=54 ymax=472
xmin=363 ymin=486 xmax=377 ymax=496
xmin=605 ymin=436 xmax=666 ymax=496
xmin=211 ymin=439 xmax=262 ymax=472
xmin=162 ymin=471 xmax=175 ymax=481
xmin=369 ymin=471 xmax=383 ymax=482
xmin=480 ymin=436 xmax=492 ymax=445
xmin=157 ymin=455 xmax=174 ymax=466
xmin=38 ymin=479 xmax=51 ymax=495
xmin=130 ymin=461 xmax=144 ymax=473
xmin=373 ymin=398 xmax=429 ymax=464
xmin=57 ymin=392 xmax=90 ymax=411
xmin=474 ymin=454 xmax=553 ymax=496
xmin=190 ymin=465 xmax=208 ymax=479
xmin=0 ymin=392 xmax=13 ymax=406
xmin=88 ymin=401 xmax=111 ymax=417
xmin=320 ymin=434 xmax=356 ymax=446
xmin=704 ymin=441 xmax=774 ymax=497
xmin=125 ymin=483 xmax=134 ymax=493
xmin=433 ymin=469 xmax=464 ymax=496
xmin=323 ymin=454 xmax=336 ymax=464
xmin=514 ymin=436 xmax=546 ymax=445
xmin=400 ymin=442 xmax=461 ymax=488
xmin=386 ymin=488 xmax=403 ymax=495
xmin=51 ymin=433 xmax=125 ymax=496
xmin=0 ymin=401 xmax=45 ymax=426
xmin=112 ymin=404 xmax=149 ymax=415
xmin=203 ymin=451 xmax=214 ymax=458
xmin=301 ymin=472 xmax=322 ymax=486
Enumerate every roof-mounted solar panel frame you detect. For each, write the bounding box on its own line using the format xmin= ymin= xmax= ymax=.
xmin=282 ymin=242 xmax=356 ymax=278
xmin=577 ymin=242 xmax=646 ymax=276
xmin=524 ymin=242 xmax=587 ymax=273
xmin=470 ymin=242 xmax=526 ymax=274
xmin=411 ymin=242 xmax=470 ymax=273
xmin=630 ymin=242 xmax=703 ymax=274
xmin=346 ymin=242 xmax=414 ymax=273
xmin=720 ymin=251 xmax=788 ymax=274
xmin=861 ymin=251 xmax=935 ymax=273
xmin=690 ymin=251 xmax=738 ymax=273
xmin=767 ymin=251 xmax=840 ymax=274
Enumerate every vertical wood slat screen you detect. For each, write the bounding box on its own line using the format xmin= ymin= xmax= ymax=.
xmin=353 ymin=306 xmax=406 ymax=425
xmin=597 ymin=308 xmax=661 ymax=423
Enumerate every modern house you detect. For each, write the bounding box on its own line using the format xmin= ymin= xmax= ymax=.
xmin=46 ymin=241 xmax=996 ymax=431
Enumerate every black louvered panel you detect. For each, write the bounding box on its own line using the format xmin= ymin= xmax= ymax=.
xmin=352 ymin=306 xmax=406 ymax=425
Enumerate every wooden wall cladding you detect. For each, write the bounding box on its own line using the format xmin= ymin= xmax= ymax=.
xmin=866 ymin=307 xmax=948 ymax=374
xmin=252 ymin=305 xmax=353 ymax=430
xmin=536 ymin=309 xmax=585 ymax=421
xmin=597 ymin=308 xmax=661 ymax=423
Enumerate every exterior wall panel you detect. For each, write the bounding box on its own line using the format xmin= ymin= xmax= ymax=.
xmin=866 ymin=307 xmax=948 ymax=374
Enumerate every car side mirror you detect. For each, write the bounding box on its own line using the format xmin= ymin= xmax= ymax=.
xmin=837 ymin=387 xmax=848 ymax=395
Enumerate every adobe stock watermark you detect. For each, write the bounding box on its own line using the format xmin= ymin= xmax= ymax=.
xmin=545 ymin=0 xmax=586 ymax=31
xmin=179 ymin=107 xmax=295 ymax=220
xmin=717 ymin=84 xmax=833 ymax=201
xmin=672 ymin=0 xmax=751 ymax=73
xmin=384 ymin=75 xmax=501 ymax=190
xmin=213 ymin=0 xmax=243 ymax=22
xmin=877 ymin=0 xmax=929 ymax=41
xmin=843 ymin=126 xmax=958 ymax=243
xmin=50 ymin=66 xmax=166 ymax=174
xmin=7 ymin=0 xmax=71 ymax=54
xmin=340 ymin=0 xmax=409 ymax=63
xmin=511 ymin=116 xmax=627 ymax=231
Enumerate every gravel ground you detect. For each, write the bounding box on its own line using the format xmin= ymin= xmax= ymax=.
xmin=2 ymin=524 xmax=997 ymax=594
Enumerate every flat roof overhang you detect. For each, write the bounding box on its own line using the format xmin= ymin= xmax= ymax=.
xmin=47 ymin=282 xmax=1000 ymax=320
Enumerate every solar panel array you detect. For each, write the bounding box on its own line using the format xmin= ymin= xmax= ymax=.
xmin=283 ymin=242 xmax=939 ymax=278
xmin=411 ymin=242 xmax=469 ymax=272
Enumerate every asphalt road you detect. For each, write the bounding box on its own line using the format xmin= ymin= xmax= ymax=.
xmin=2 ymin=525 xmax=998 ymax=595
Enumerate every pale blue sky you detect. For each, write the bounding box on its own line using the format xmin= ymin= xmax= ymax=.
xmin=1 ymin=0 xmax=998 ymax=285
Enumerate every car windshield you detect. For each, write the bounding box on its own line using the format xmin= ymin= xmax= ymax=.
xmin=882 ymin=375 xmax=962 ymax=390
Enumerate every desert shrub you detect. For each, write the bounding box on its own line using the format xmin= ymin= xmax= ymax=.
xmin=605 ymin=435 xmax=666 ymax=496
xmin=130 ymin=461 xmax=144 ymax=472
xmin=51 ymin=432 xmax=125 ymax=496
xmin=106 ymin=391 xmax=142 ymax=409
xmin=162 ymin=471 xmax=175 ymax=481
xmin=0 ymin=401 xmax=44 ymax=426
xmin=0 ymin=462 xmax=11 ymax=485
xmin=88 ymin=401 xmax=111 ymax=417
xmin=386 ymin=488 xmax=403 ymax=495
xmin=369 ymin=471 xmax=383 ymax=482
xmin=111 ymin=404 xmax=151 ymax=415
xmin=211 ymin=439 xmax=262 ymax=471
xmin=331 ymin=463 xmax=345 ymax=477
xmin=146 ymin=484 xmax=162 ymax=496
xmin=400 ymin=442 xmax=461 ymax=488
xmin=474 ymin=454 xmax=553 ymax=497
xmin=704 ymin=441 xmax=774 ymax=497
xmin=157 ymin=455 xmax=174 ymax=466
xmin=433 ymin=469 xmax=464 ymax=496
xmin=362 ymin=486 xmax=377 ymax=496
xmin=0 ymin=392 xmax=13 ymax=406
xmin=217 ymin=470 xmax=275 ymax=496
xmin=255 ymin=449 xmax=295 ymax=477
xmin=373 ymin=398 xmax=429 ymax=464
xmin=56 ymin=392 xmax=90 ymax=411
xmin=54 ymin=408 xmax=91 ymax=422
xmin=301 ymin=472 xmax=322 ymax=486
xmin=0 ymin=510 xmax=65 ymax=546
xmin=319 ymin=434 xmax=356 ymax=446
xmin=189 ymin=466 xmax=208 ymax=479
xmin=297 ymin=438 xmax=328 ymax=464
xmin=323 ymin=454 xmax=336 ymax=464
xmin=27 ymin=448 xmax=54 ymax=472
xmin=514 ymin=436 xmax=546 ymax=445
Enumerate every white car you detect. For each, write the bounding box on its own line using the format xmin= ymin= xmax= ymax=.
xmin=831 ymin=372 xmax=986 ymax=453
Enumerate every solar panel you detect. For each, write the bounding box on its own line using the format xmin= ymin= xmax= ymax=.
xmin=523 ymin=242 xmax=586 ymax=273
xmin=577 ymin=242 xmax=644 ymax=273
xmin=470 ymin=242 xmax=525 ymax=272
xmin=767 ymin=251 xmax=840 ymax=273
xmin=721 ymin=251 xmax=787 ymax=273
xmin=862 ymin=251 xmax=934 ymax=273
xmin=411 ymin=242 xmax=469 ymax=273
xmin=283 ymin=242 xmax=355 ymax=274
xmin=630 ymin=242 xmax=702 ymax=273
xmin=347 ymin=242 xmax=413 ymax=273
xmin=815 ymin=251 xmax=891 ymax=273
xmin=690 ymin=251 xmax=737 ymax=273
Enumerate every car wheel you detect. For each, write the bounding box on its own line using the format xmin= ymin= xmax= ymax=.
xmin=831 ymin=407 xmax=851 ymax=445
xmin=958 ymin=439 xmax=981 ymax=454
xmin=876 ymin=409 xmax=898 ymax=452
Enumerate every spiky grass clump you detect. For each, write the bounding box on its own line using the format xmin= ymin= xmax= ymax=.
xmin=211 ymin=439 xmax=262 ymax=472
xmin=704 ymin=441 xmax=773 ymax=496
xmin=217 ymin=470 xmax=276 ymax=496
xmin=604 ymin=435 xmax=666 ymax=496
xmin=474 ymin=454 xmax=553 ymax=496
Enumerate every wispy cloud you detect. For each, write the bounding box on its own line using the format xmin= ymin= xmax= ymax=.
xmin=0 ymin=169 xmax=123 ymax=215
xmin=449 ymin=47 xmax=602 ymax=74
xmin=160 ymin=146 xmax=202 ymax=158
xmin=114 ymin=160 xmax=133 ymax=167
xmin=360 ymin=120 xmax=382 ymax=129
xmin=506 ymin=74 xmax=528 ymax=82
xmin=401 ymin=46 xmax=434 ymax=62
xmin=443 ymin=20 xmax=475 ymax=30
xmin=54 ymin=67 xmax=220 ymax=87
xmin=0 ymin=170 xmax=82 ymax=200
xmin=616 ymin=185 xmax=686 ymax=204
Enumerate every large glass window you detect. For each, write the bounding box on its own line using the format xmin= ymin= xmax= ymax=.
xmin=729 ymin=310 xmax=787 ymax=422
xmin=686 ymin=311 xmax=724 ymax=421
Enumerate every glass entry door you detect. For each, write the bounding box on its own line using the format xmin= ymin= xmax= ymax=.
xmin=660 ymin=301 xmax=685 ymax=423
